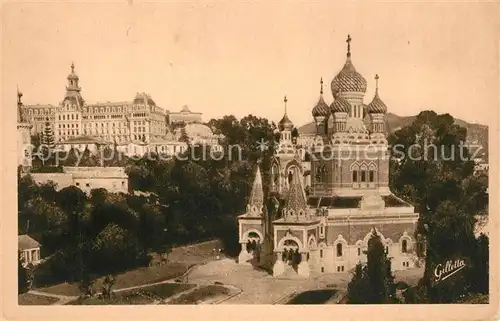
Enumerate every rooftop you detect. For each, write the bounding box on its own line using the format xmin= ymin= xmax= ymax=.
xmin=18 ymin=234 xmax=41 ymax=251
xmin=307 ymin=194 xmax=411 ymax=209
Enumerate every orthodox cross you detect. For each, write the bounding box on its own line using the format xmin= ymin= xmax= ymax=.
xmin=346 ymin=34 xmax=352 ymax=57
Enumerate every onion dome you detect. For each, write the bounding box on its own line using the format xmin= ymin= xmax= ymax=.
xmin=278 ymin=95 xmax=294 ymax=131
xmin=367 ymin=74 xmax=387 ymax=114
xmin=67 ymin=62 xmax=79 ymax=80
xmin=330 ymin=95 xmax=351 ymax=113
xmin=312 ymin=78 xmax=330 ymax=118
xmin=331 ymin=35 xmax=367 ymax=96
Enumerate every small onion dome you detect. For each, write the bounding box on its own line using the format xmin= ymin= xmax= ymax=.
xmin=367 ymin=74 xmax=387 ymax=114
xmin=312 ymin=96 xmax=330 ymax=118
xmin=367 ymin=92 xmax=387 ymax=114
xmin=278 ymin=113 xmax=294 ymax=131
xmin=330 ymin=96 xmax=350 ymax=113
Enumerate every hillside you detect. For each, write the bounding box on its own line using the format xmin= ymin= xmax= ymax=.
xmin=297 ymin=112 xmax=488 ymax=160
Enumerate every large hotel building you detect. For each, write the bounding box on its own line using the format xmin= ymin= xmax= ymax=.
xmin=19 ymin=63 xmax=216 ymax=154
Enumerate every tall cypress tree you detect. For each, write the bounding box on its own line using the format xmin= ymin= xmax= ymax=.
xmin=41 ymin=120 xmax=55 ymax=149
xmin=347 ymin=230 xmax=396 ymax=304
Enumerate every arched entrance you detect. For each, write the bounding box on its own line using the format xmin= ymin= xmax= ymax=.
xmin=282 ymin=239 xmax=301 ymax=271
xmin=245 ymin=231 xmax=262 ymax=264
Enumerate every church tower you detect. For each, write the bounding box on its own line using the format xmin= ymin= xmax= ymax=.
xmin=237 ymin=164 xmax=270 ymax=265
xmin=273 ymin=96 xmax=303 ymax=195
xmin=312 ymin=78 xmax=330 ymax=137
xmin=367 ymin=74 xmax=388 ymax=145
xmin=17 ymin=88 xmax=33 ymax=172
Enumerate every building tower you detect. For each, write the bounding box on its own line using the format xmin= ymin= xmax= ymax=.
xmin=312 ymin=78 xmax=330 ymax=137
xmin=64 ymin=62 xmax=84 ymax=109
xmin=274 ymin=95 xmax=303 ymax=194
xmin=17 ymin=88 xmax=33 ymax=172
xmin=367 ymin=74 xmax=388 ymax=145
xmin=56 ymin=63 xmax=84 ymax=142
xmin=238 ymin=164 xmax=268 ymax=265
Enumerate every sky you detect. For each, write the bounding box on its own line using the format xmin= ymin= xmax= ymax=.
xmin=2 ymin=1 xmax=499 ymax=127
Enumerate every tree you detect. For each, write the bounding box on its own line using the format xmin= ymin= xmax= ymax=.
xmin=346 ymin=230 xmax=396 ymax=304
xmin=388 ymin=111 xmax=488 ymax=301
xmin=346 ymin=262 xmax=372 ymax=304
xmin=101 ymin=274 xmax=116 ymax=299
xmin=41 ymin=120 xmax=55 ymax=149
xmin=91 ymin=223 xmax=148 ymax=274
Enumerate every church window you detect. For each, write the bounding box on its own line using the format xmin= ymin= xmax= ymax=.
xmin=402 ymin=240 xmax=408 ymax=253
xmin=58 ymin=115 xmax=61 ymax=121
xmin=320 ymin=249 xmax=323 ymax=258
xmin=63 ymin=115 xmax=65 ymax=120
xmin=357 ymin=247 xmax=361 ymax=256
xmin=369 ymin=170 xmax=374 ymax=182
xmin=321 ymin=267 xmax=324 ymax=273
xmin=336 ymin=243 xmax=343 ymax=257
xmin=352 ymin=171 xmax=357 ymax=182
xmin=361 ymin=171 xmax=366 ymax=182
xmin=71 ymin=114 xmax=74 ymax=120
xmin=288 ymin=171 xmax=293 ymax=184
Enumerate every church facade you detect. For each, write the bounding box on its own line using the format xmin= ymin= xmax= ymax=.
xmin=238 ymin=35 xmax=420 ymax=277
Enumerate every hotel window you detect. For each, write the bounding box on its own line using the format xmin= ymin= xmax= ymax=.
xmin=369 ymin=170 xmax=374 ymax=182
xmin=63 ymin=115 xmax=65 ymax=120
xmin=336 ymin=243 xmax=343 ymax=257
xmin=58 ymin=115 xmax=61 ymax=120
xmin=402 ymin=240 xmax=408 ymax=253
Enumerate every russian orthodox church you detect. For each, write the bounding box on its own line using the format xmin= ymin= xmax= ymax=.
xmin=238 ymin=35 xmax=420 ymax=277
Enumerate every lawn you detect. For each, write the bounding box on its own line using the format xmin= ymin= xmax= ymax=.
xmin=167 ymin=285 xmax=231 ymax=304
xmin=38 ymin=262 xmax=189 ymax=297
xmin=92 ymin=262 xmax=189 ymax=291
xmin=67 ymin=283 xmax=196 ymax=305
xmin=18 ymin=293 xmax=59 ymax=305
xmin=36 ymin=282 xmax=82 ymax=297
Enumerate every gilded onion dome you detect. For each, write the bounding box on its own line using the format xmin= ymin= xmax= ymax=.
xmin=367 ymin=74 xmax=387 ymax=114
xmin=278 ymin=95 xmax=294 ymax=131
xmin=312 ymin=78 xmax=330 ymax=117
xmin=331 ymin=35 xmax=367 ymax=96
xmin=330 ymin=95 xmax=350 ymax=113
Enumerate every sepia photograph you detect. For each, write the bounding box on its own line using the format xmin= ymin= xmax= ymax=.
xmin=1 ymin=0 xmax=498 ymax=320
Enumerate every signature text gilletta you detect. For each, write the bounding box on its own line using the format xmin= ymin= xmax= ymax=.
xmin=434 ymin=259 xmax=466 ymax=282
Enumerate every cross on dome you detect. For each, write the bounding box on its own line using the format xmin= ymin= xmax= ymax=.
xmin=346 ymin=34 xmax=352 ymax=57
